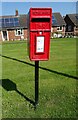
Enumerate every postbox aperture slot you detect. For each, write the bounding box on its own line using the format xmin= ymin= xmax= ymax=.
xmin=31 ymin=18 xmax=50 ymax=22
xmin=36 ymin=36 xmax=45 ymax=53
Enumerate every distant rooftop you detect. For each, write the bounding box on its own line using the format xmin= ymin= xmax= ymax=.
xmin=52 ymin=12 xmax=66 ymax=26
xmin=65 ymin=13 xmax=78 ymax=26
xmin=0 ymin=10 xmax=28 ymax=30
xmin=0 ymin=14 xmax=28 ymax=30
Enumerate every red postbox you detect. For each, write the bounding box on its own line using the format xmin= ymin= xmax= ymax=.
xmin=28 ymin=8 xmax=52 ymax=61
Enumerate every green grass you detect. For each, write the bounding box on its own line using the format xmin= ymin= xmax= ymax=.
xmin=0 ymin=38 xmax=77 ymax=118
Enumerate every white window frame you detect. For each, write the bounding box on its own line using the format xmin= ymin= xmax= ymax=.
xmin=15 ymin=29 xmax=24 ymax=36
xmin=57 ymin=26 xmax=63 ymax=31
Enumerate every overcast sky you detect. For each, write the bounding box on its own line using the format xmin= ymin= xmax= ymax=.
xmin=0 ymin=2 xmax=77 ymax=16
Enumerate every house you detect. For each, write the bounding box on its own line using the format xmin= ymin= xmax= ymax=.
xmin=0 ymin=11 xmax=69 ymax=41
xmin=51 ymin=12 xmax=66 ymax=38
xmin=64 ymin=14 xmax=78 ymax=36
xmin=0 ymin=10 xmax=28 ymax=41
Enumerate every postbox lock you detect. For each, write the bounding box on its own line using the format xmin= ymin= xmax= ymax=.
xmin=39 ymin=32 xmax=42 ymax=35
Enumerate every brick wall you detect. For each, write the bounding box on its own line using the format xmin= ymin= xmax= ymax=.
xmin=8 ymin=29 xmax=28 ymax=41
xmin=8 ymin=30 xmax=15 ymax=41
xmin=52 ymin=26 xmax=66 ymax=37
xmin=24 ymin=29 xmax=28 ymax=40
xmin=0 ymin=31 xmax=2 ymax=41
xmin=62 ymin=27 xmax=66 ymax=36
xmin=74 ymin=26 xmax=78 ymax=36
xmin=52 ymin=27 xmax=57 ymax=33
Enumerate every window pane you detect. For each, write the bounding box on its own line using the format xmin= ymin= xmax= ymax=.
xmin=10 ymin=18 xmax=14 ymax=22
xmin=5 ymin=18 xmax=9 ymax=22
xmin=14 ymin=22 xmax=19 ymax=26
xmin=60 ymin=26 xmax=62 ymax=30
xmin=2 ymin=18 xmax=4 ymax=22
xmin=76 ymin=16 xmax=78 ymax=20
xmin=0 ymin=22 xmax=2 ymax=27
xmin=9 ymin=23 xmax=14 ymax=27
xmin=53 ymin=20 xmax=57 ymax=24
xmin=2 ymin=23 xmax=5 ymax=27
xmin=52 ymin=15 xmax=55 ymax=20
xmin=5 ymin=22 xmax=10 ymax=27
xmin=14 ymin=18 xmax=18 ymax=22
xmin=0 ymin=19 xmax=2 ymax=22
xmin=18 ymin=31 xmax=21 ymax=35
xmin=15 ymin=29 xmax=23 ymax=36
xmin=68 ymin=25 xmax=71 ymax=31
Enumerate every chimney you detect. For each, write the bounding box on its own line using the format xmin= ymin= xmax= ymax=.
xmin=15 ymin=10 xmax=18 ymax=16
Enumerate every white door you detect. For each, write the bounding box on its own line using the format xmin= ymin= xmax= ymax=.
xmin=2 ymin=31 xmax=9 ymax=41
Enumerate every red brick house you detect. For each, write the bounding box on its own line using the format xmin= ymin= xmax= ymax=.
xmin=64 ymin=14 xmax=78 ymax=36
xmin=51 ymin=12 xmax=66 ymax=38
xmin=0 ymin=10 xmax=28 ymax=41
xmin=0 ymin=11 xmax=67 ymax=41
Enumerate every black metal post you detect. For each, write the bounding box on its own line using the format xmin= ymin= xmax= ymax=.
xmin=35 ymin=61 xmax=39 ymax=107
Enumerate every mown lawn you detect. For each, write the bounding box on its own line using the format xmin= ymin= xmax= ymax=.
xmin=0 ymin=38 xmax=77 ymax=118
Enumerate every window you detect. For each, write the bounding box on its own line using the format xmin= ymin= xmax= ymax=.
xmin=15 ymin=29 xmax=24 ymax=36
xmin=75 ymin=16 xmax=78 ymax=20
xmin=68 ymin=25 xmax=72 ymax=31
xmin=57 ymin=26 xmax=62 ymax=31
xmin=52 ymin=15 xmax=58 ymax=25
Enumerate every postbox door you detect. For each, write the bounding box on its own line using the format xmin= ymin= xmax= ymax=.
xmin=30 ymin=31 xmax=50 ymax=61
